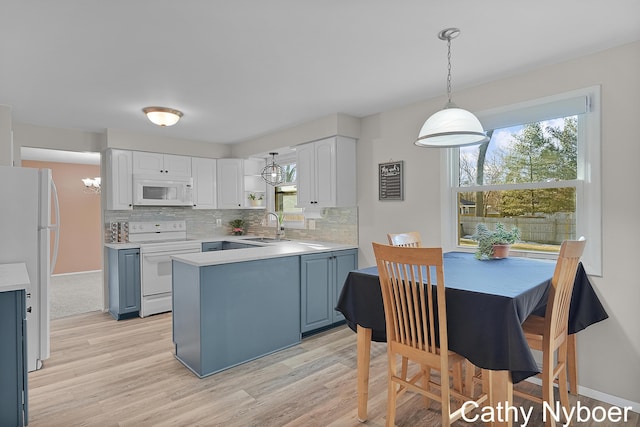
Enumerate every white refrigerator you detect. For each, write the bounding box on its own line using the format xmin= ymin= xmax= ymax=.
xmin=0 ymin=166 xmax=60 ymax=372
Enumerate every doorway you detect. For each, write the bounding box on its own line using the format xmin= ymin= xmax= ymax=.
xmin=20 ymin=147 xmax=103 ymax=318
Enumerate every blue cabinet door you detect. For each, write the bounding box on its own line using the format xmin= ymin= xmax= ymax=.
xmin=300 ymin=253 xmax=332 ymax=333
xmin=0 ymin=290 xmax=27 ymax=427
xmin=332 ymin=249 xmax=357 ymax=323
xmin=108 ymin=248 xmax=140 ymax=320
xmin=301 ymin=249 xmax=358 ymax=333
xmin=120 ymin=249 xmax=141 ymax=313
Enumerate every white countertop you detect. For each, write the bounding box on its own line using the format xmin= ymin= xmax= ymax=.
xmin=171 ymin=239 xmax=358 ymax=267
xmin=0 ymin=262 xmax=31 ymax=292
xmin=104 ymin=242 xmax=142 ymax=249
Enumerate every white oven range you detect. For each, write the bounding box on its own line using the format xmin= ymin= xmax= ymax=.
xmin=128 ymin=221 xmax=201 ymax=317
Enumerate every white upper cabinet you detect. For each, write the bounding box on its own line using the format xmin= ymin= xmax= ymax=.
xmin=295 ymin=136 xmax=356 ymax=208
xmin=191 ymin=157 xmax=217 ymax=209
xmin=132 ymin=151 xmax=191 ymax=178
xmin=106 ymin=149 xmax=133 ymax=210
xmin=216 ymin=158 xmax=244 ymax=209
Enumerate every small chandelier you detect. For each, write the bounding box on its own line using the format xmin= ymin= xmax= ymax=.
xmin=142 ymin=106 xmax=183 ymax=127
xmin=261 ymin=152 xmax=285 ymax=186
xmin=82 ymin=177 xmax=101 ymax=194
xmin=415 ymin=28 xmax=489 ymax=148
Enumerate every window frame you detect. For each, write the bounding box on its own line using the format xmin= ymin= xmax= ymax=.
xmin=267 ymin=154 xmax=306 ymax=229
xmin=440 ymin=86 xmax=602 ymax=275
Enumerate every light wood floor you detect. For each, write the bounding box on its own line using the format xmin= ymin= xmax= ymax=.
xmin=28 ymin=312 xmax=638 ymax=427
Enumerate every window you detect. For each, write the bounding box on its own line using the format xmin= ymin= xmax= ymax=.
xmin=441 ymin=87 xmax=601 ymax=275
xmin=273 ymin=161 xmax=305 ymax=227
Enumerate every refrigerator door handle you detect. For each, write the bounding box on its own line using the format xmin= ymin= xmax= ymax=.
xmin=50 ymin=178 xmax=60 ymax=275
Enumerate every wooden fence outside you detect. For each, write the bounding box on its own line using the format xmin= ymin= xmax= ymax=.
xmin=460 ymin=214 xmax=576 ymax=244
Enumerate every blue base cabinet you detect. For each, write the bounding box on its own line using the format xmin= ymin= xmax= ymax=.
xmin=108 ymin=248 xmax=141 ymax=320
xmin=0 ymin=290 xmax=28 ymax=426
xmin=173 ymin=256 xmax=301 ymax=378
xmin=301 ymin=249 xmax=357 ymax=333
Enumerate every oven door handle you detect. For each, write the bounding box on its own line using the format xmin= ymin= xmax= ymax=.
xmin=142 ymin=254 xmax=174 ymax=264
xmin=142 ymin=249 xmax=200 ymax=264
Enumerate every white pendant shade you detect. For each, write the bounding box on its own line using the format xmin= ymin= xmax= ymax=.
xmin=414 ymin=28 xmax=489 ymax=148
xmin=415 ymin=106 xmax=489 ymax=148
xmin=143 ymin=107 xmax=183 ymax=127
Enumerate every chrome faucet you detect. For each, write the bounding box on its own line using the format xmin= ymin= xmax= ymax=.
xmin=263 ymin=211 xmax=285 ymax=240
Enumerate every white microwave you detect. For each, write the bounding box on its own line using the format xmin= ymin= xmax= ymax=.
xmin=133 ymin=175 xmax=193 ymax=206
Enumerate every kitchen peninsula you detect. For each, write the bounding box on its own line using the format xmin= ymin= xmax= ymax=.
xmin=171 ymin=239 xmax=357 ymax=378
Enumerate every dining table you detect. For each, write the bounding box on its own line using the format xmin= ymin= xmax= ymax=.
xmin=335 ymin=251 xmax=608 ymax=427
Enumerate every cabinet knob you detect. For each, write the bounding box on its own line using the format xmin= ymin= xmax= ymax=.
xmin=27 ymin=307 xmax=32 ymax=313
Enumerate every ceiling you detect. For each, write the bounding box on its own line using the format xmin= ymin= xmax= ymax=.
xmin=2 ymin=1 xmax=639 ymax=146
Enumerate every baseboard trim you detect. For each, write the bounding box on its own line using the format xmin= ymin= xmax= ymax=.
xmin=525 ymin=377 xmax=639 ymax=414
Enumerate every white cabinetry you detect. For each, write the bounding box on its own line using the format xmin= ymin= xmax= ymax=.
xmin=296 ymin=136 xmax=356 ymax=208
xmin=106 ymin=149 xmax=133 ymax=210
xmin=216 ymin=158 xmax=244 ymax=209
xmin=243 ymin=158 xmax=266 ymax=208
xmin=191 ymin=157 xmax=217 ymax=209
xmin=132 ymin=151 xmax=191 ymax=178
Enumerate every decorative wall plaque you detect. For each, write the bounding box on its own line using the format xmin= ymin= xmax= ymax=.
xmin=378 ymin=161 xmax=404 ymax=201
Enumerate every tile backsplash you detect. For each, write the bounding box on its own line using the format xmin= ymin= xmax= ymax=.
xmin=104 ymin=206 xmax=358 ymax=245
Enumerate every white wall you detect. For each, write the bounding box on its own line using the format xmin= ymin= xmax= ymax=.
xmin=231 ymin=112 xmax=361 ymax=158
xmin=0 ymin=106 xmax=12 ymax=166
xmin=105 ymin=128 xmax=231 ymax=159
xmin=356 ymin=41 xmax=640 ymax=405
xmin=12 ymin=122 xmax=105 ymax=160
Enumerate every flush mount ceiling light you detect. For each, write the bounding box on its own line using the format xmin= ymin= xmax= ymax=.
xmin=414 ymin=28 xmax=489 ymax=148
xmin=142 ymin=106 xmax=183 ymax=127
xmin=261 ymin=152 xmax=285 ymax=186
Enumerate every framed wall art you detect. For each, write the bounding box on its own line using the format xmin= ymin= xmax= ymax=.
xmin=378 ymin=160 xmax=403 ymax=201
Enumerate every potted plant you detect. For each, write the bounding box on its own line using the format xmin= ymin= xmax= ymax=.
xmin=248 ymin=193 xmax=264 ymax=207
xmin=471 ymin=222 xmax=520 ymax=260
xmin=229 ymin=219 xmax=246 ymax=236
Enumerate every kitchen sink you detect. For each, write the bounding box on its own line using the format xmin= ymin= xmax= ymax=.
xmin=243 ymin=237 xmax=289 ymax=243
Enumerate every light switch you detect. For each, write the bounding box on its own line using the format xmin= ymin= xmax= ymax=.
xmin=216 ymin=218 xmax=222 ymax=227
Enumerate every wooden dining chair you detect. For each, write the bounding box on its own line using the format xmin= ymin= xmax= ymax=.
xmin=514 ymin=239 xmax=587 ymax=426
xmin=388 ymin=232 xmax=484 ymax=406
xmin=387 ymin=231 xmax=422 ymax=248
xmin=372 ymin=243 xmax=487 ymax=427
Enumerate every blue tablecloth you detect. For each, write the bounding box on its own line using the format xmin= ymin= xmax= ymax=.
xmin=335 ymin=252 xmax=608 ymax=383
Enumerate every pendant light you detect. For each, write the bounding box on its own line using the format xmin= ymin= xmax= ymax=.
xmin=415 ymin=28 xmax=489 ymax=148
xmin=142 ymin=106 xmax=183 ymax=127
xmin=261 ymin=152 xmax=285 ymax=186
